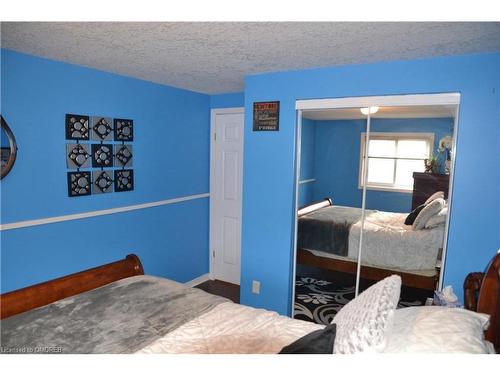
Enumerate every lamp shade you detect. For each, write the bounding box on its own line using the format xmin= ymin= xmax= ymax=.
xmin=360 ymin=106 xmax=379 ymax=115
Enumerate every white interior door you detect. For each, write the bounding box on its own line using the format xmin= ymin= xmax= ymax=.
xmin=210 ymin=109 xmax=244 ymax=285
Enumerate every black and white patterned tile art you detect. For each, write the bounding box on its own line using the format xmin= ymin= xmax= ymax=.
xmin=114 ymin=118 xmax=134 ymax=141
xmin=65 ymin=114 xmax=90 ymax=140
xmin=114 ymin=144 xmax=133 ymax=167
xmin=91 ymin=144 xmax=114 ymax=168
xmin=66 ymin=143 xmax=91 ymax=169
xmin=64 ymin=114 xmax=135 ymax=196
xmin=93 ymin=170 xmax=114 ymax=194
xmin=114 ymin=169 xmax=134 ymax=192
xmin=91 ymin=117 xmax=113 ymax=141
xmin=67 ymin=171 xmax=91 ymax=197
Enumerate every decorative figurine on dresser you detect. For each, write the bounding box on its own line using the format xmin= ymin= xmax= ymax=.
xmin=65 ymin=114 xmax=134 ymax=197
xmin=412 ymin=135 xmax=453 ymax=209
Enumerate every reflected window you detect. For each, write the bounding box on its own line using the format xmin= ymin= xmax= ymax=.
xmin=359 ymin=132 xmax=434 ymax=192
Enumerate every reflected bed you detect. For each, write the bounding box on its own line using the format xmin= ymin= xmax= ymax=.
xmin=297 ymin=199 xmax=443 ymax=290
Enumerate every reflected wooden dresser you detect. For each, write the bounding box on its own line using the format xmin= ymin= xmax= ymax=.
xmin=411 ymin=172 xmax=450 ymax=210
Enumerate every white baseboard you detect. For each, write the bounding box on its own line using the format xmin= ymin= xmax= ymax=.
xmin=184 ymin=273 xmax=211 ymax=287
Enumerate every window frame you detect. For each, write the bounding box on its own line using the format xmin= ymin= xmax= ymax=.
xmin=358 ymin=132 xmax=435 ymax=193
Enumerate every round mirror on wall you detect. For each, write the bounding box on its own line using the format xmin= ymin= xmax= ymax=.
xmin=1 ymin=115 xmax=18 ymax=179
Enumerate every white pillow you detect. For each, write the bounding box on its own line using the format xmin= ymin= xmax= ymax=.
xmin=424 ymin=191 xmax=445 ymax=205
xmin=384 ymin=306 xmax=493 ymax=353
xmin=413 ymin=198 xmax=445 ymax=230
xmin=332 ymin=275 xmax=401 ymax=353
xmin=424 ymin=206 xmax=448 ymax=229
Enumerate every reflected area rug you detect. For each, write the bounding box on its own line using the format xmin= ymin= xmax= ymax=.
xmin=294 ymin=264 xmax=433 ymax=325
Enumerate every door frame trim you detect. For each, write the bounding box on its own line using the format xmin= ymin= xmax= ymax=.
xmin=209 ymin=107 xmax=245 ymax=283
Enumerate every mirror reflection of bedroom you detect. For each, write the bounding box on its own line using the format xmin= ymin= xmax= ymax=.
xmin=294 ymin=101 xmax=457 ymax=325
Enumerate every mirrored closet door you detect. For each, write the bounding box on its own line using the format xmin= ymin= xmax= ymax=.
xmin=294 ymin=107 xmax=366 ymax=324
xmin=292 ymin=94 xmax=459 ymax=325
xmin=359 ymin=105 xmax=457 ymax=303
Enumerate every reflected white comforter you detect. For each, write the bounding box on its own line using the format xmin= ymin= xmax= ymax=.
xmin=304 ymin=206 xmax=444 ymax=272
xmin=348 ymin=210 xmax=444 ymax=271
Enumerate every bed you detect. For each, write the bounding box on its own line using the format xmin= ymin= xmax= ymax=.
xmin=297 ymin=199 xmax=444 ymax=290
xmin=1 ymin=253 xmax=498 ymax=354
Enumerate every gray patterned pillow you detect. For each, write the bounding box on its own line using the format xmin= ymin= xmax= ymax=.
xmin=332 ymin=275 xmax=401 ymax=353
xmin=413 ymin=198 xmax=446 ymax=230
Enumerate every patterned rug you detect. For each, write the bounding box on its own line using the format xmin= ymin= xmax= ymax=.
xmin=294 ymin=265 xmax=432 ymax=325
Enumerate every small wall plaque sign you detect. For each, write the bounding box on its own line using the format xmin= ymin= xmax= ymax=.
xmin=253 ymin=101 xmax=280 ymax=131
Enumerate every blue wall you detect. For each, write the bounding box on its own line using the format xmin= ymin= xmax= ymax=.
xmin=210 ymin=92 xmax=244 ymax=109
xmin=308 ymin=118 xmax=453 ymax=213
xmin=0 ymin=50 xmax=212 ymax=292
xmin=241 ymin=53 xmax=500 ymax=315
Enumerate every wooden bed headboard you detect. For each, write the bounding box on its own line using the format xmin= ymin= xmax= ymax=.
xmin=0 ymin=254 xmax=144 ymax=319
xmin=464 ymin=251 xmax=500 ymax=352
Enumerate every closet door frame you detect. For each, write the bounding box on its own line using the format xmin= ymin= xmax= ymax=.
xmin=291 ymin=93 xmax=461 ymax=315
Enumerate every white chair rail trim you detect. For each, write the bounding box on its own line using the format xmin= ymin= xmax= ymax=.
xmin=0 ymin=193 xmax=210 ymax=231
xmin=298 ymin=178 xmax=316 ymax=185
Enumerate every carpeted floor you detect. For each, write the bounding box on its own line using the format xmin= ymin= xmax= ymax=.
xmin=294 ymin=264 xmax=433 ymax=325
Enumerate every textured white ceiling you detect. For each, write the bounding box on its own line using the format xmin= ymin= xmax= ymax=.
xmin=1 ymin=22 xmax=500 ymax=94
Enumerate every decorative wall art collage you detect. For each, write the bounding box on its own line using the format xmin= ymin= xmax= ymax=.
xmin=65 ymin=114 xmax=134 ymax=197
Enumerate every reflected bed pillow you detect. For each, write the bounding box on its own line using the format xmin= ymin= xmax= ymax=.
xmin=413 ymin=198 xmax=445 ymax=230
xmin=332 ymin=275 xmax=401 ymax=354
xmin=424 ymin=206 xmax=448 ymax=229
xmin=424 ymin=191 xmax=445 ymax=205
xmin=404 ymin=203 xmax=427 ymax=225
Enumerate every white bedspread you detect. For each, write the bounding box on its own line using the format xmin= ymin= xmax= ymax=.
xmin=136 ymin=302 xmax=320 ymax=354
xmin=137 ymin=302 xmax=494 ymax=354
